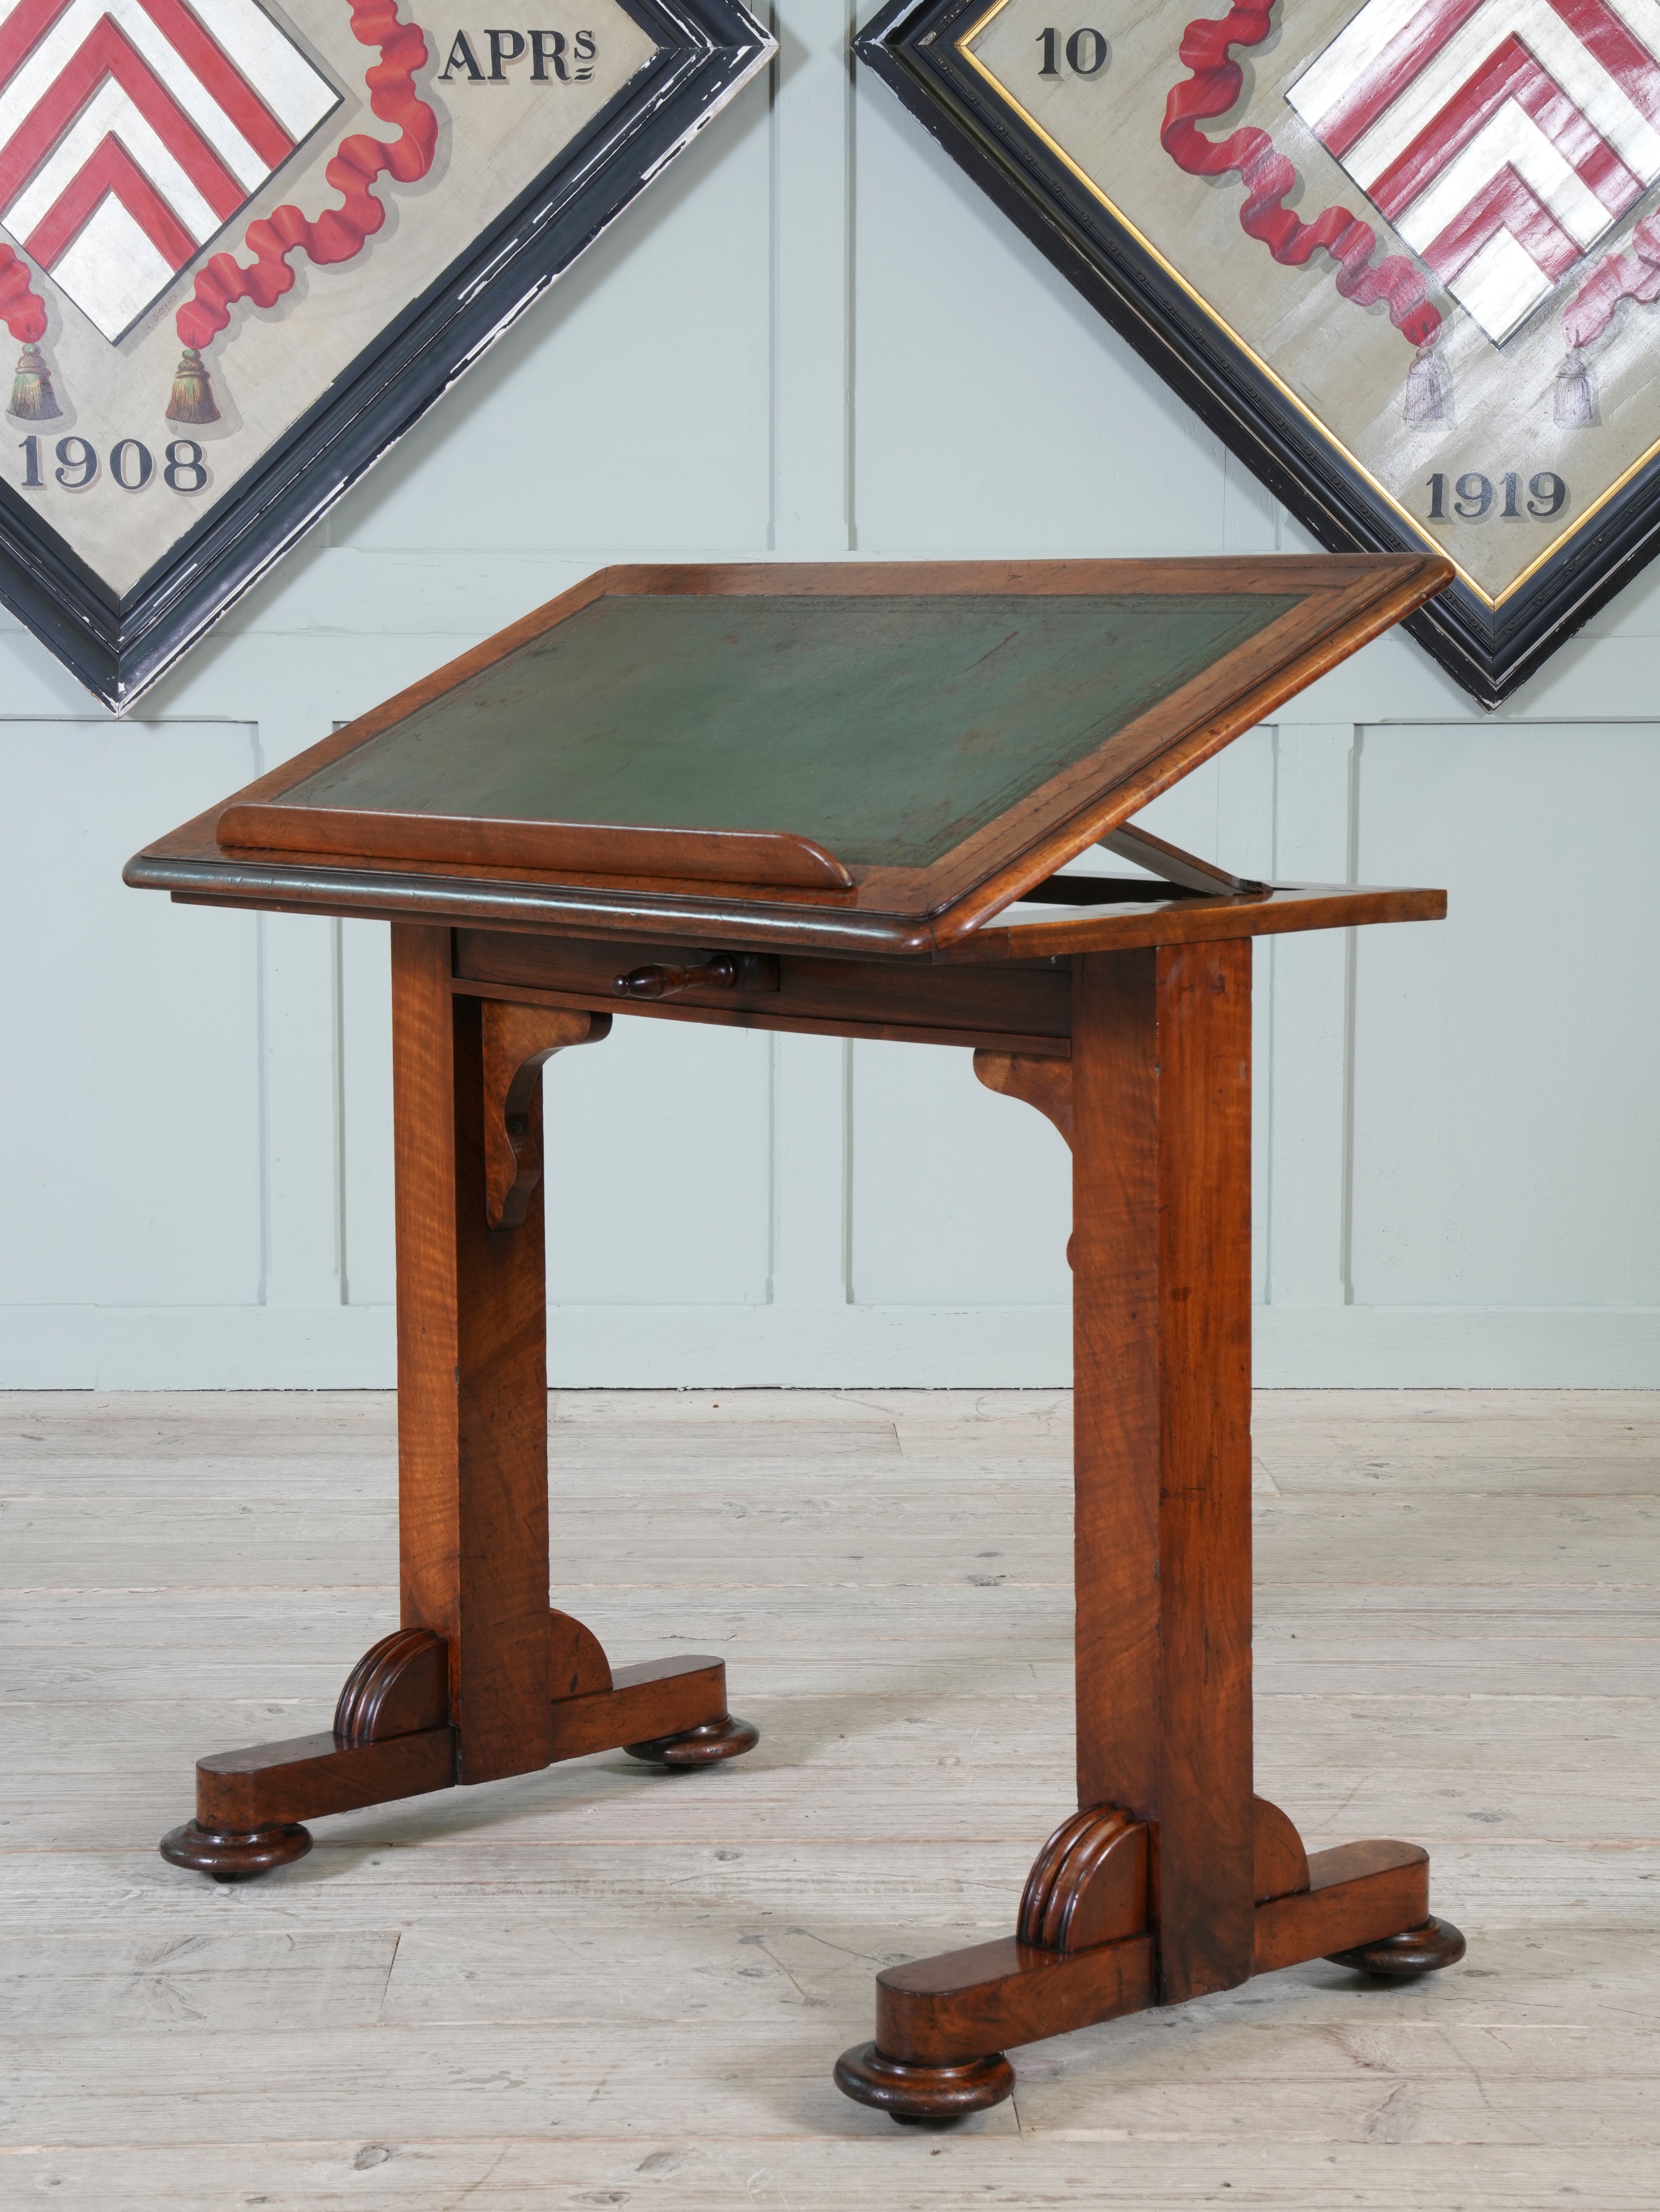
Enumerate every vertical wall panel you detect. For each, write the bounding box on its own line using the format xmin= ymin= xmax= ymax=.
xmin=1265 ymin=725 xmax=1357 ymax=1310
xmin=1350 ymin=724 xmax=1660 ymax=1307
xmin=259 ymin=913 xmax=343 ymax=1307
xmin=853 ymin=82 xmax=1225 ymax=553
xmin=544 ymin=1018 xmax=772 ymax=1306
xmin=848 ymin=1041 xmax=1071 ymax=1305
xmin=339 ymin=918 xmax=395 ymax=1309
xmin=0 ymin=722 xmax=262 ymax=1307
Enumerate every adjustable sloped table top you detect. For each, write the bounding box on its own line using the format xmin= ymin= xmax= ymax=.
xmin=126 ymin=556 xmax=1451 ymax=958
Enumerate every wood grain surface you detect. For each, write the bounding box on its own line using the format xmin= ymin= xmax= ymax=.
xmin=123 ymin=555 xmax=1451 ymax=953
xmin=391 ymin=927 xmax=553 ymax=1782
xmin=4 ymin=1385 xmax=1654 ymax=2205
xmin=220 ymin=811 xmax=859 ymax=891
xmin=1070 ymin=943 xmax=1254 ymax=2002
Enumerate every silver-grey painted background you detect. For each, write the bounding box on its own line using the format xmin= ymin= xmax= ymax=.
xmin=4 ymin=0 xmax=1655 ymax=1386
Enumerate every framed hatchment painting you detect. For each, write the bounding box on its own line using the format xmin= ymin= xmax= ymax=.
xmin=0 ymin=0 xmax=770 ymax=707
xmin=856 ymin=0 xmax=1660 ymax=702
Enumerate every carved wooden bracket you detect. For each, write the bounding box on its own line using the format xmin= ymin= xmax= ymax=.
xmin=334 ymin=1626 xmax=449 ymax=1746
xmin=550 ymin=1606 xmax=613 ymax=1701
xmin=973 ymin=1049 xmax=1073 ymax=1146
xmin=975 ymin=1049 xmax=1076 ymax=1268
xmin=481 ymin=1002 xmax=611 ymax=1230
xmin=1017 ymin=1805 xmax=1148 ymax=1953
xmin=1253 ymin=1794 xmax=1311 ymax=1903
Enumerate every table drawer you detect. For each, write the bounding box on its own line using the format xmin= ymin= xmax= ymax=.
xmin=452 ymin=929 xmax=1071 ymax=1055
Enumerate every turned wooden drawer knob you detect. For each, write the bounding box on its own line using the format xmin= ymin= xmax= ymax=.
xmin=614 ymin=954 xmax=738 ymax=1000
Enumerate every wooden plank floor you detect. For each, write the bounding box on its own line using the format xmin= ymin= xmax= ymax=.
xmin=2 ymin=1388 xmax=1656 ymax=2209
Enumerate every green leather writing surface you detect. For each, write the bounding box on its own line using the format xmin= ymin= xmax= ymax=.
xmin=285 ymin=591 xmax=1300 ymax=867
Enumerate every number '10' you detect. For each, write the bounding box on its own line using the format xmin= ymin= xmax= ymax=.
xmin=1426 ymin=470 xmax=1565 ymax=519
xmin=1037 ymin=26 xmax=1107 ymax=73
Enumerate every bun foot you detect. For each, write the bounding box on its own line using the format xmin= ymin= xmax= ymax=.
xmin=1326 ymin=1916 xmax=1466 ymax=1977
xmin=623 ymin=1714 xmax=760 ymax=1767
xmin=159 ymin=1820 xmax=313 ymax=1882
xmin=833 ymin=2041 xmax=1014 ymax=2123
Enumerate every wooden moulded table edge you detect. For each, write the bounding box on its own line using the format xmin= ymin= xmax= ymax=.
xmin=124 ymin=858 xmax=1446 ymax=963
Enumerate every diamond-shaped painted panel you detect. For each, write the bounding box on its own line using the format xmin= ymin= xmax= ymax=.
xmin=856 ymin=0 xmax=1660 ymax=700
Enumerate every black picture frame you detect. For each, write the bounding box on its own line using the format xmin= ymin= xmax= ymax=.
xmin=0 ymin=0 xmax=770 ymax=713
xmin=856 ymin=0 xmax=1660 ymax=706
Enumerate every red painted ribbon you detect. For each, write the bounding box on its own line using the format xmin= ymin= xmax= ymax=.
xmin=1560 ymin=212 xmax=1660 ymax=348
xmin=176 ymin=0 xmax=437 ymax=351
xmin=0 ymin=245 xmax=47 ymax=344
xmin=1161 ymin=3 xmax=1441 ymax=349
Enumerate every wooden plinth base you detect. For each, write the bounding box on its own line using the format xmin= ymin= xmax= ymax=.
xmin=158 ymin=1820 xmax=314 ymax=1882
xmin=833 ymin=2043 xmax=1015 ymax=2124
xmin=625 ymin=1715 xmax=762 ymax=1766
xmin=834 ymin=1806 xmax=1466 ymax=2124
xmin=158 ymin=1620 xmax=757 ymax=1880
xmin=1326 ymin=1917 xmax=1468 ymax=1977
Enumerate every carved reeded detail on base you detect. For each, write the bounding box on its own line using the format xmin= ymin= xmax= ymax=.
xmin=334 ymin=1627 xmax=449 ymax=1746
xmin=1326 ymin=1916 xmax=1467 ymax=1977
xmin=550 ymin=1606 xmax=612 ymax=1700
xmin=833 ymin=2041 xmax=1014 ymax=2123
xmin=1253 ymin=1794 xmax=1311 ymax=1903
xmin=1017 ymin=1805 xmax=1147 ymax=1952
xmin=159 ymin=1819 xmax=313 ymax=1882
xmin=161 ymin=1624 xmax=750 ymax=1881
xmin=622 ymin=1714 xmax=760 ymax=1766
xmin=481 ymin=1002 xmax=611 ymax=1229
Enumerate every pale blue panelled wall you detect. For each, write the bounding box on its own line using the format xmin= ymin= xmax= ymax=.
xmin=4 ymin=1 xmax=1658 ymax=1388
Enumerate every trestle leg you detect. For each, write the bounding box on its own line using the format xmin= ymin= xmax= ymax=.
xmin=160 ymin=1615 xmax=756 ymax=1880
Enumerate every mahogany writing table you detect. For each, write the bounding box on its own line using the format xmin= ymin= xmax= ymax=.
xmin=126 ymin=556 xmax=1465 ymax=2123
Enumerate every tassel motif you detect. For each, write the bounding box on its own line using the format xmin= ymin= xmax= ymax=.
xmin=1403 ymin=343 xmax=1449 ymax=426
xmin=165 ymin=348 xmax=220 ymax=425
xmin=0 ymin=247 xmax=63 ymax=418
xmin=1554 ymin=350 xmax=1596 ymax=427
xmin=9 ymin=343 xmax=61 ymax=420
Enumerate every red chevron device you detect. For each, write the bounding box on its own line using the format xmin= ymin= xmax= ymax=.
xmin=1289 ymin=0 xmax=1660 ymax=343
xmin=0 ymin=0 xmax=338 ymax=342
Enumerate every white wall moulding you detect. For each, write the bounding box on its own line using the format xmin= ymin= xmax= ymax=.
xmin=854 ymin=0 xmax=1660 ymax=703
xmin=0 ymin=717 xmax=265 ymax=1309
xmin=8 ymin=1303 xmax=1660 ymax=1391
xmin=1254 ymin=1307 xmax=1660 ymax=1391
xmin=0 ymin=0 xmax=772 ymax=707
xmin=11 ymin=688 xmax=1659 ymax=1386
xmin=4 ymin=0 xmax=1656 ymax=1394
